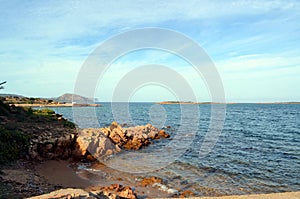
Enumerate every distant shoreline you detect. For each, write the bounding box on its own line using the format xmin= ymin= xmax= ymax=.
xmin=12 ymin=103 xmax=101 ymax=107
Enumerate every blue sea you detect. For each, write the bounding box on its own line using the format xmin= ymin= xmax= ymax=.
xmin=48 ymin=103 xmax=300 ymax=196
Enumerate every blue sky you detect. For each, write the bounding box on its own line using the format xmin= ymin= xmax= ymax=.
xmin=0 ymin=0 xmax=299 ymax=102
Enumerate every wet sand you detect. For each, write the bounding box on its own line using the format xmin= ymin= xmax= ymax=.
xmin=35 ymin=160 xmax=170 ymax=198
xmin=34 ymin=160 xmax=300 ymax=199
xmin=35 ymin=160 xmax=92 ymax=188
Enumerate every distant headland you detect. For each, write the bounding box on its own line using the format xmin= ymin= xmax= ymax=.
xmin=157 ymin=101 xmax=234 ymax=104
xmin=0 ymin=93 xmax=100 ymax=107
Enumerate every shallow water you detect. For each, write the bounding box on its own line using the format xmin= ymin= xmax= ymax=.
xmin=49 ymin=103 xmax=300 ymax=196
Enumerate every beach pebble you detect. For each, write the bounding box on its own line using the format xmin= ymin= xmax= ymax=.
xmin=152 ymin=183 xmax=168 ymax=191
xmin=159 ymin=185 xmax=168 ymax=192
xmin=167 ymin=188 xmax=179 ymax=195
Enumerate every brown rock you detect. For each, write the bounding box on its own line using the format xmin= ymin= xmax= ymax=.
xmin=118 ymin=186 xmax=137 ymax=199
xmin=74 ymin=122 xmax=170 ymax=161
xmin=101 ymin=184 xmax=137 ymax=199
xmin=158 ymin=130 xmax=170 ymax=138
xmin=86 ymin=154 xmax=97 ymax=162
xmin=76 ymin=129 xmax=121 ymax=160
xmin=140 ymin=176 xmax=163 ymax=187
xmin=180 ymin=190 xmax=195 ymax=198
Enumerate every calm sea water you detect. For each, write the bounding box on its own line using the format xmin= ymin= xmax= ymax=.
xmin=49 ymin=103 xmax=300 ymax=196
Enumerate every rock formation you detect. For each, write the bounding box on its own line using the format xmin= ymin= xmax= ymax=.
xmin=27 ymin=185 xmax=138 ymax=199
xmin=75 ymin=122 xmax=170 ymax=160
xmin=29 ymin=132 xmax=78 ymax=160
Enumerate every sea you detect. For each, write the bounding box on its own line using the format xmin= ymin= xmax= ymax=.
xmin=48 ymin=103 xmax=300 ymax=196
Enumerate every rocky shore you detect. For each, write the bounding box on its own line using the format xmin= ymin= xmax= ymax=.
xmin=1 ymin=99 xmax=299 ymax=199
xmin=0 ymin=98 xmax=171 ymax=198
xmin=27 ymin=189 xmax=300 ymax=199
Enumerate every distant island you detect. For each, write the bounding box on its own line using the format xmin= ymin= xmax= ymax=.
xmin=156 ymin=101 xmax=234 ymax=104
xmin=1 ymin=93 xmax=100 ymax=107
xmin=156 ymin=101 xmax=300 ymax=104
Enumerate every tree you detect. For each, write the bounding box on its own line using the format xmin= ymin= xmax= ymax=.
xmin=0 ymin=81 xmax=6 ymax=89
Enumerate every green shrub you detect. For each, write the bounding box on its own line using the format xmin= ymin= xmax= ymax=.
xmin=33 ymin=108 xmax=55 ymax=117
xmin=0 ymin=100 xmax=10 ymax=116
xmin=63 ymin=120 xmax=76 ymax=129
xmin=0 ymin=128 xmax=30 ymax=164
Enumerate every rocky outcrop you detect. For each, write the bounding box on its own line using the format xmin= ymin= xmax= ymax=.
xmin=1 ymin=97 xmax=170 ymax=162
xmin=75 ymin=122 xmax=170 ymax=160
xmin=104 ymin=122 xmax=169 ymax=150
xmin=74 ymin=128 xmax=121 ymax=160
xmin=100 ymin=184 xmax=137 ymax=199
xmin=0 ymin=99 xmax=79 ymax=162
xmin=27 ymin=185 xmax=138 ymax=199
xmin=29 ymin=132 xmax=78 ymax=160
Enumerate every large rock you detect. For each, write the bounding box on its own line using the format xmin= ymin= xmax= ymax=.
xmin=75 ymin=128 xmax=121 ymax=160
xmin=74 ymin=122 xmax=170 ymax=160
xmin=118 ymin=123 xmax=169 ymax=150
xmin=28 ymin=132 xmax=78 ymax=160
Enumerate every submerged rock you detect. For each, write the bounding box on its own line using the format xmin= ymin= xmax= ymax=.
xmin=139 ymin=176 xmax=163 ymax=187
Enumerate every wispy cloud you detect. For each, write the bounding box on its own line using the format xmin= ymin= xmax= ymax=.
xmin=1 ymin=0 xmax=299 ymax=101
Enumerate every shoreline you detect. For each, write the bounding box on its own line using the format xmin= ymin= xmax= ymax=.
xmin=1 ymin=100 xmax=299 ymax=198
xmin=28 ymin=189 xmax=300 ymax=199
xmin=25 ymin=160 xmax=300 ymax=199
xmin=12 ymin=103 xmax=101 ymax=107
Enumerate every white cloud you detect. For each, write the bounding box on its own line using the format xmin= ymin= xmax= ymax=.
xmin=217 ymin=53 xmax=300 ymax=75
xmin=1 ymin=0 xmax=299 ymax=101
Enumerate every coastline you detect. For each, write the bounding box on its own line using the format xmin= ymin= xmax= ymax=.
xmin=23 ymin=160 xmax=300 ymax=199
xmin=1 ymin=99 xmax=299 ymax=198
xmin=12 ymin=103 xmax=101 ymax=107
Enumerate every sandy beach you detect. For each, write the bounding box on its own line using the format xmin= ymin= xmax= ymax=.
xmin=32 ymin=160 xmax=300 ymax=199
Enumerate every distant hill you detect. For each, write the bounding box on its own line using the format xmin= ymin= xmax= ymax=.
xmin=55 ymin=93 xmax=95 ymax=103
xmin=0 ymin=93 xmax=25 ymax=98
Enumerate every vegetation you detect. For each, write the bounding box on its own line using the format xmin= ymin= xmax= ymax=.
xmin=0 ymin=128 xmax=30 ymax=164
xmin=0 ymin=97 xmax=77 ymax=164
xmin=2 ymin=96 xmax=57 ymax=105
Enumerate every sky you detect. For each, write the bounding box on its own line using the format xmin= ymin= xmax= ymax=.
xmin=0 ymin=0 xmax=299 ymax=102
